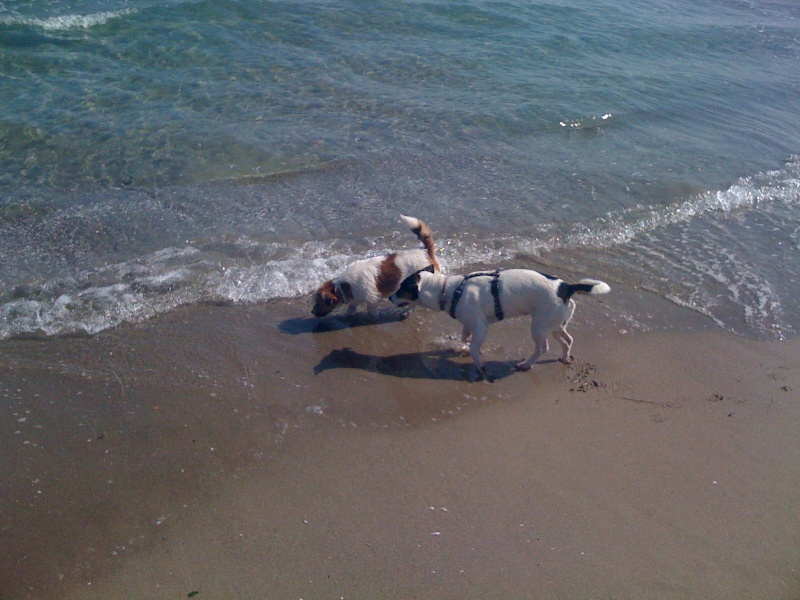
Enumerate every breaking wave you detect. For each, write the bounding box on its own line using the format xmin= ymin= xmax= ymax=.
xmin=1 ymin=157 xmax=798 ymax=341
xmin=0 ymin=9 xmax=136 ymax=31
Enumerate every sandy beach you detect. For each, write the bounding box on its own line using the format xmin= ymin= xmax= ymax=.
xmin=2 ymin=280 xmax=799 ymax=599
xmin=4 ymin=0 xmax=800 ymax=598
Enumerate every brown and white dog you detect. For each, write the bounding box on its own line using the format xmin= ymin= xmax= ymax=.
xmin=389 ymin=265 xmax=610 ymax=377
xmin=312 ymin=215 xmax=440 ymax=318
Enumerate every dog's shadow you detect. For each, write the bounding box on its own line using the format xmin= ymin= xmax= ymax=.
xmin=279 ymin=308 xmax=410 ymax=335
xmin=313 ymin=347 xmax=519 ymax=382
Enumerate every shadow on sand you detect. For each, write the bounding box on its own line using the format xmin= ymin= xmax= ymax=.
xmin=279 ymin=308 xmax=411 ymax=335
xmin=313 ymin=346 xmax=523 ymax=382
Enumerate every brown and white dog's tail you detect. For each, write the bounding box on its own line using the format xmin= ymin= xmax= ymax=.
xmin=400 ymin=214 xmax=440 ymax=272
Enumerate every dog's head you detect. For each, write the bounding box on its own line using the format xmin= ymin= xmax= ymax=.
xmin=312 ymin=280 xmax=342 ymax=317
xmin=389 ymin=264 xmax=435 ymax=307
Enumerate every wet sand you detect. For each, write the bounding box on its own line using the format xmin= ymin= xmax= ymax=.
xmin=1 ymin=282 xmax=799 ymax=599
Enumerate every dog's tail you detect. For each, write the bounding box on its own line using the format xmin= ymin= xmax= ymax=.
xmin=400 ymin=214 xmax=440 ymax=272
xmin=557 ymin=279 xmax=611 ymax=303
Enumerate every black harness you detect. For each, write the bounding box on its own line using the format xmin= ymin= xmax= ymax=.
xmin=439 ymin=270 xmax=504 ymax=321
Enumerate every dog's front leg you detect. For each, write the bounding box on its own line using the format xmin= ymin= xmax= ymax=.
xmin=469 ymin=323 xmax=488 ymax=376
xmin=455 ymin=325 xmax=472 ymax=357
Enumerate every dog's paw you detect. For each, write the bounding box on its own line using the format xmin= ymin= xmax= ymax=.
xmin=398 ymin=307 xmax=413 ymax=320
xmin=515 ymin=360 xmax=532 ymax=371
xmin=559 ymin=356 xmax=575 ymax=365
xmin=468 ymin=365 xmax=487 ymax=382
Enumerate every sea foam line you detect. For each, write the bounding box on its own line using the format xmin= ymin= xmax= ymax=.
xmin=457 ymin=156 xmax=800 ymax=266
xmin=0 ymin=9 xmax=136 ymax=31
xmin=556 ymin=155 xmax=800 ymax=251
xmin=1 ymin=158 xmax=797 ymax=340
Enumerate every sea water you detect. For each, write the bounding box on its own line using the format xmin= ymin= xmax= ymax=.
xmin=1 ymin=0 xmax=799 ymax=340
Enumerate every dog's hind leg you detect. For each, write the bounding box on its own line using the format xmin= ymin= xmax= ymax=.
xmin=516 ymin=329 xmax=549 ymax=371
xmin=553 ymin=326 xmax=574 ymax=364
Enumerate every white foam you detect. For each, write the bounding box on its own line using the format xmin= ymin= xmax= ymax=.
xmin=0 ymin=9 xmax=136 ymax=31
xmin=515 ymin=155 xmax=800 ymax=256
xmin=0 ymin=239 xmax=393 ymax=339
xmin=1 ymin=159 xmax=797 ymax=340
xmin=559 ymin=113 xmax=614 ymax=129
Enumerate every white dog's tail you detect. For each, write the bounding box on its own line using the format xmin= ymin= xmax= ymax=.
xmin=400 ymin=214 xmax=440 ymax=272
xmin=558 ymin=279 xmax=611 ymax=302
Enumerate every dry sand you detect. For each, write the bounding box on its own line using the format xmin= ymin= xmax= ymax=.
xmin=1 ymin=282 xmax=799 ymax=599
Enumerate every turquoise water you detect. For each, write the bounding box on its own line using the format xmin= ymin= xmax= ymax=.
xmin=1 ymin=0 xmax=799 ymax=339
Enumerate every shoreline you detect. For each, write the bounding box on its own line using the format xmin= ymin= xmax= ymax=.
xmin=1 ymin=285 xmax=799 ymax=599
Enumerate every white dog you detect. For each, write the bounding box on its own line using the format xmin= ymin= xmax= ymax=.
xmin=389 ymin=265 xmax=610 ymax=376
xmin=312 ymin=215 xmax=440 ymax=318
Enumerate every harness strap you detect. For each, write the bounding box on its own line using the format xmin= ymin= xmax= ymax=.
xmin=438 ymin=277 xmax=449 ymax=311
xmin=491 ymin=270 xmax=504 ymax=321
xmin=446 ymin=270 xmax=504 ymax=321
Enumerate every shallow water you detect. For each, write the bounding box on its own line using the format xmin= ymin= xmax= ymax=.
xmin=1 ymin=0 xmax=799 ymax=340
